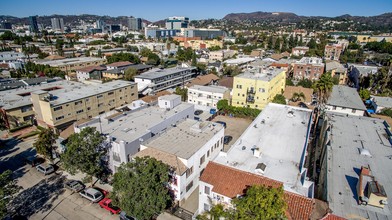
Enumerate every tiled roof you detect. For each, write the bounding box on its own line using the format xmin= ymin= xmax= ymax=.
xmin=106 ymin=61 xmax=133 ymax=67
xmin=76 ymin=65 xmax=106 ymax=73
xmin=218 ymin=76 xmax=233 ymax=89
xmin=186 ymin=74 xmax=219 ymax=87
xmin=271 ymin=62 xmax=289 ymax=68
xmin=320 ymin=213 xmax=347 ymax=220
xmin=140 ymin=90 xmax=172 ymax=103
xmin=133 ymin=147 xmax=188 ymax=175
xmin=200 ymin=162 xmax=314 ymax=220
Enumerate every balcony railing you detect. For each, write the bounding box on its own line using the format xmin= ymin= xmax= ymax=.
xmin=246 ymin=96 xmax=255 ymax=103
xmin=247 ymin=88 xmax=256 ymax=94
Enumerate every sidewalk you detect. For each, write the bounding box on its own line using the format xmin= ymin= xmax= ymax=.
xmin=59 ymin=169 xmax=113 ymax=192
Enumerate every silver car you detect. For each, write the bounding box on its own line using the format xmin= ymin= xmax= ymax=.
xmin=65 ymin=180 xmax=85 ymax=192
xmin=79 ymin=188 xmax=104 ymax=203
xmin=36 ymin=164 xmax=55 ymax=175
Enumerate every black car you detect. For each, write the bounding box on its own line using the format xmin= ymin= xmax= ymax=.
xmin=215 ymin=121 xmax=227 ymax=128
xmin=194 ymin=110 xmax=203 ymax=115
xmin=119 ymin=211 xmax=137 ymax=220
xmin=224 ymin=136 xmax=233 ymax=144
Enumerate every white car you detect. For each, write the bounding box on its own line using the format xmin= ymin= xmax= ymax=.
xmin=79 ymin=188 xmax=104 ymax=203
xmin=36 ymin=164 xmax=55 ymax=175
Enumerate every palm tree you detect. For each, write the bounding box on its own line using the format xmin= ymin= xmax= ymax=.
xmin=313 ymin=72 xmax=334 ymax=104
xmin=291 ymin=92 xmax=306 ymax=102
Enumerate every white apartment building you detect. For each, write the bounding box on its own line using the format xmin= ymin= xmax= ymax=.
xmin=135 ymin=67 xmax=197 ymax=95
xmin=75 ymin=95 xmax=194 ymax=172
xmin=291 ymin=46 xmax=309 ymax=56
xmin=325 ymin=85 xmax=366 ymax=116
xmin=134 ymin=119 xmax=225 ymax=202
xmin=209 ymin=50 xmax=237 ymax=62
xmin=187 ymin=85 xmax=230 ymax=108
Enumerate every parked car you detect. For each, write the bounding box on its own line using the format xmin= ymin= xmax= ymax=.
xmin=224 ymin=136 xmax=233 ymax=145
xmin=65 ymin=180 xmax=85 ymax=193
xmin=119 ymin=211 xmax=137 ymax=220
xmin=36 ymin=163 xmax=55 ymax=175
xmin=25 ymin=156 xmax=45 ymax=167
xmin=194 ymin=110 xmax=203 ymax=115
xmin=79 ymin=188 xmax=104 ymax=203
xmin=215 ymin=121 xmax=227 ymax=128
xmin=99 ymin=198 xmax=121 ymax=215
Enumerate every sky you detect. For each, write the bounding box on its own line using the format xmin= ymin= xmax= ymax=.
xmin=1 ymin=0 xmax=392 ymax=21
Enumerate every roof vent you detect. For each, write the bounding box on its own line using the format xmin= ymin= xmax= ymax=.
xmin=287 ymin=110 xmax=294 ymax=118
xmin=242 ymin=146 xmax=246 ymax=150
xmin=255 ymin=163 xmax=266 ymax=174
xmin=360 ymin=148 xmax=372 ymax=157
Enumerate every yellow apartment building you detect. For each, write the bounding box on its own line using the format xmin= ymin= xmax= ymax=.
xmin=30 ymin=80 xmax=138 ymax=132
xmin=232 ymin=68 xmax=286 ymax=110
xmin=34 ymin=57 xmax=106 ymax=73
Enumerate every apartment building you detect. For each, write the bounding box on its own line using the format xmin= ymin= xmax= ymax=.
xmin=34 ymin=57 xmax=106 ymax=73
xmin=325 ymin=60 xmax=348 ymax=85
xmin=232 ymin=67 xmax=286 ymax=110
xmin=181 ymin=39 xmax=223 ymax=50
xmin=317 ymin=112 xmax=392 ymax=219
xmin=0 ymin=80 xmax=71 ymax=130
xmin=199 ymin=162 xmax=315 ymax=219
xmin=31 ymin=80 xmax=137 ymax=131
xmin=325 ymin=85 xmax=366 ymax=116
xmin=184 ymin=29 xmax=225 ymax=40
xmin=76 ymin=95 xmax=194 ymax=172
xmin=135 ymin=67 xmax=197 ymax=95
xmin=291 ymin=46 xmax=309 ymax=56
xmin=134 ymin=119 xmax=225 ymax=202
xmin=209 ymin=50 xmax=237 ymax=62
xmin=213 ymin=103 xmax=315 ymax=198
xmin=76 ymin=65 xmax=107 ymax=81
xmin=187 ymin=85 xmax=230 ymax=108
xmin=106 ymin=61 xmax=133 ymax=70
xmin=293 ymin=57 xmax=324 ymax=80
xmin=324 ymin=44 xmax=343 ymax=61
xmin=102 ymin=64 xmax=153 ymax=80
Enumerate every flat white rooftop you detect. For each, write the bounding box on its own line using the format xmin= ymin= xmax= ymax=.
xmin=77 ymin=102 xmax=194 ymax=143
xmin=224 ymin=57 xmax=255 ymax=65
xmin=324 ymin=112 xmax=392 ymax=219
xmin=188 ymin=85 xmax=229 ymax=94
xmin=35 ymin=57 xmax=105 ymax=67
xmin=135 ymin=67 xmax=196 ymax=80
xmin=236 ymin=68 xmax=284 ymax=82
xmin=143 ymin=119 xmax=224 ymax=159
xmin=213 ymin=103 xmax=313 ymax=196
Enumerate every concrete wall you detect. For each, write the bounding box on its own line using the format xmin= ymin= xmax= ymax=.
xmin=187 ymin=88 xmax=230 ymax=108
xmin=325 ymin=105 xmax=365 ymax=116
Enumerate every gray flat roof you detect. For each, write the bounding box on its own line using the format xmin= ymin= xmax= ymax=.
xmin=78 ymin=103 xmax=194 ymax=143
xmin=0 ymin=80 xmax=75 ymax=110
xmin=213 ymin=103 xmax=313 ymax=196
xmin=236 ymin=68 xmax=284 ymax=82
xmin=327 ymin=85 xmax=367 ymax=110
xmin=135 ymin=67 xmax=196 ymax=80
xmin=325 ymin=112 xmax=392 ymax=219
xmin=143 ymin=119 xmax=224 ymax=159
xmin=371 ymin=95 xmax=392 ymax=109
xmin=188 ymin=85 xmax=229 ymax=94
xmin=35 ymin=57 xmax=105 ymax=67
xmin=32 ymin=80 xmax=136 ymax=106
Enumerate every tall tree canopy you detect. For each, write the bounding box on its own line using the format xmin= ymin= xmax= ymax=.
xmin=111 ymin=156 xmax=173 ymax=220
xmin=0 ymin=170 xmax=22 ymax=219
xmin=33 ymin=128 xmax=57 ymax=161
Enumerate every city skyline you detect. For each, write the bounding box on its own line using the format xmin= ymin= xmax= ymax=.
xmin=1 ymin=0 xmax=392 ymax=21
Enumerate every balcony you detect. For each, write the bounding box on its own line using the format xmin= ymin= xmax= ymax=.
xmin=246 ymin=95 xmax=255 ymax=103
xmin=247 ymin=88 xmax=256 ymax=94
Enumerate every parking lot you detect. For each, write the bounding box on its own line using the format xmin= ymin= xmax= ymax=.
xmin=211 ymin=115 xmax=253 ymax=152
xmin=0 ymin=136 xmax=118 ymax=220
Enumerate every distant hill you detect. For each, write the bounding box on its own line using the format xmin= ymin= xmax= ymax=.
xmin=223 ymin=11 xmax=392 ymax=27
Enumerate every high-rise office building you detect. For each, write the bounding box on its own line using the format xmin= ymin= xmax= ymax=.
xmin=165 ymin=16 xmax=189 ymax=30
xmin=29 ymin=16 xmax=39 ymax=33
xmin=128 ymin=17 xmax=142 ymax=31
xmin=51 ymin=18 xmax=64 ymax=32
xmin=96 ymin=18 xmax=106 ymax=32
xmin=0 ymin=22 xmax=12 ymax=30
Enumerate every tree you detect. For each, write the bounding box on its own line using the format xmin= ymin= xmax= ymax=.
xmin=313 ymin=72 xmax=334 ymax=104
xmin=291 ymin=92 xmax=306 ymax=102
xmin=274 ymin=37 xmax=281 ymax=52
xmin=231 ymin=185 xmax=286 ymax=220
xmin=146 ymin=53 xmax=160 ymax=66
xmin=106 ymin=52 xmax=140 ymax=64
xmin=285 ymin=78 xmax=294 ymax=86
xmin=33 ymin=128 xmax=57 ymax=161
xmin=0 ymin=170 xmax=21 ymax=219
xmin=191 ymin=51 xmax=197 ymax=66
xmin=175 ymin=87 xmax=188 ymax=101
xmin=307 ymin=38 xmax=317 ymax=49
xmin=380 ymin=108 xmax=392 ymax=118
xmin=217 ymin=99 xmax=229 ymax=111
xmin=139 ymin=47 xmax=152 ymax=57
xmin=297 ymin=78 xmax=313 ymax=88
xmin=272 ymin=94 xmax=286 ymax=105
xmin=61 ymin=127 xmax=105 ymax=185
xmin=111 ymin=157 xmax=172 ymax=220
xmin=124 ymin=67 xmax=138 ymax=81
xmin=359 ymin=89 xmax=371 ymax=100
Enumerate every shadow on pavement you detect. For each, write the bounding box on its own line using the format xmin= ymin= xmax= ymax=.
xmin=9 ymin=174 xmax=66 ymax=218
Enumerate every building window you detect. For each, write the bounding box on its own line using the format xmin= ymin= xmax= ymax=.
xmin=186 ymin=166 xmax=193 ymax=178
xmin=53 ymin=106 xmax=62 ymax=111
xmin=204 ymin=203 xmax=210 ymax=211
xmin=108 ymin=92 xmax=114 ymax=95
xmin=98 ymin=103 xmax=103 ymax=107
xmin=76 ymin=109 xmax=84 ymax=114
xmin=200 ymin=155 xmax=205 ymax=166
xmin=236 ymin=85 xmax=242 ymax=89
xmin=55 ymin=116 xmax=64 ymax=121
xmin=186 ymin=181 xmax=193 ymax=192
xmin=87 ymin=107 xmax=91 ymax=110
xmin=352 ymin=109 xmax=356 ymax=113
xmin=342 ymin=107 xmax=346 ymax=110
xmin=332 ymin=106 xmax=336 ymax=110
xmin=207 ymin=150 xmax=210 ymax=157
xmin=259 ymin=88 xmax=265 ymax=93
xmin=205 ymin=186 xmax=210 ymax=195
xmin=75 ymin=100 xmax=82 ymax=105
xmin=97 ymin=94 xmax=103 ymax=99
xmin=21 ymin=106 xmax=33 ymax=113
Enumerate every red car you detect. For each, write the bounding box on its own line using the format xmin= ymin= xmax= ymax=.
xmin=98 ymin=198 xmax=121 ymax=214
